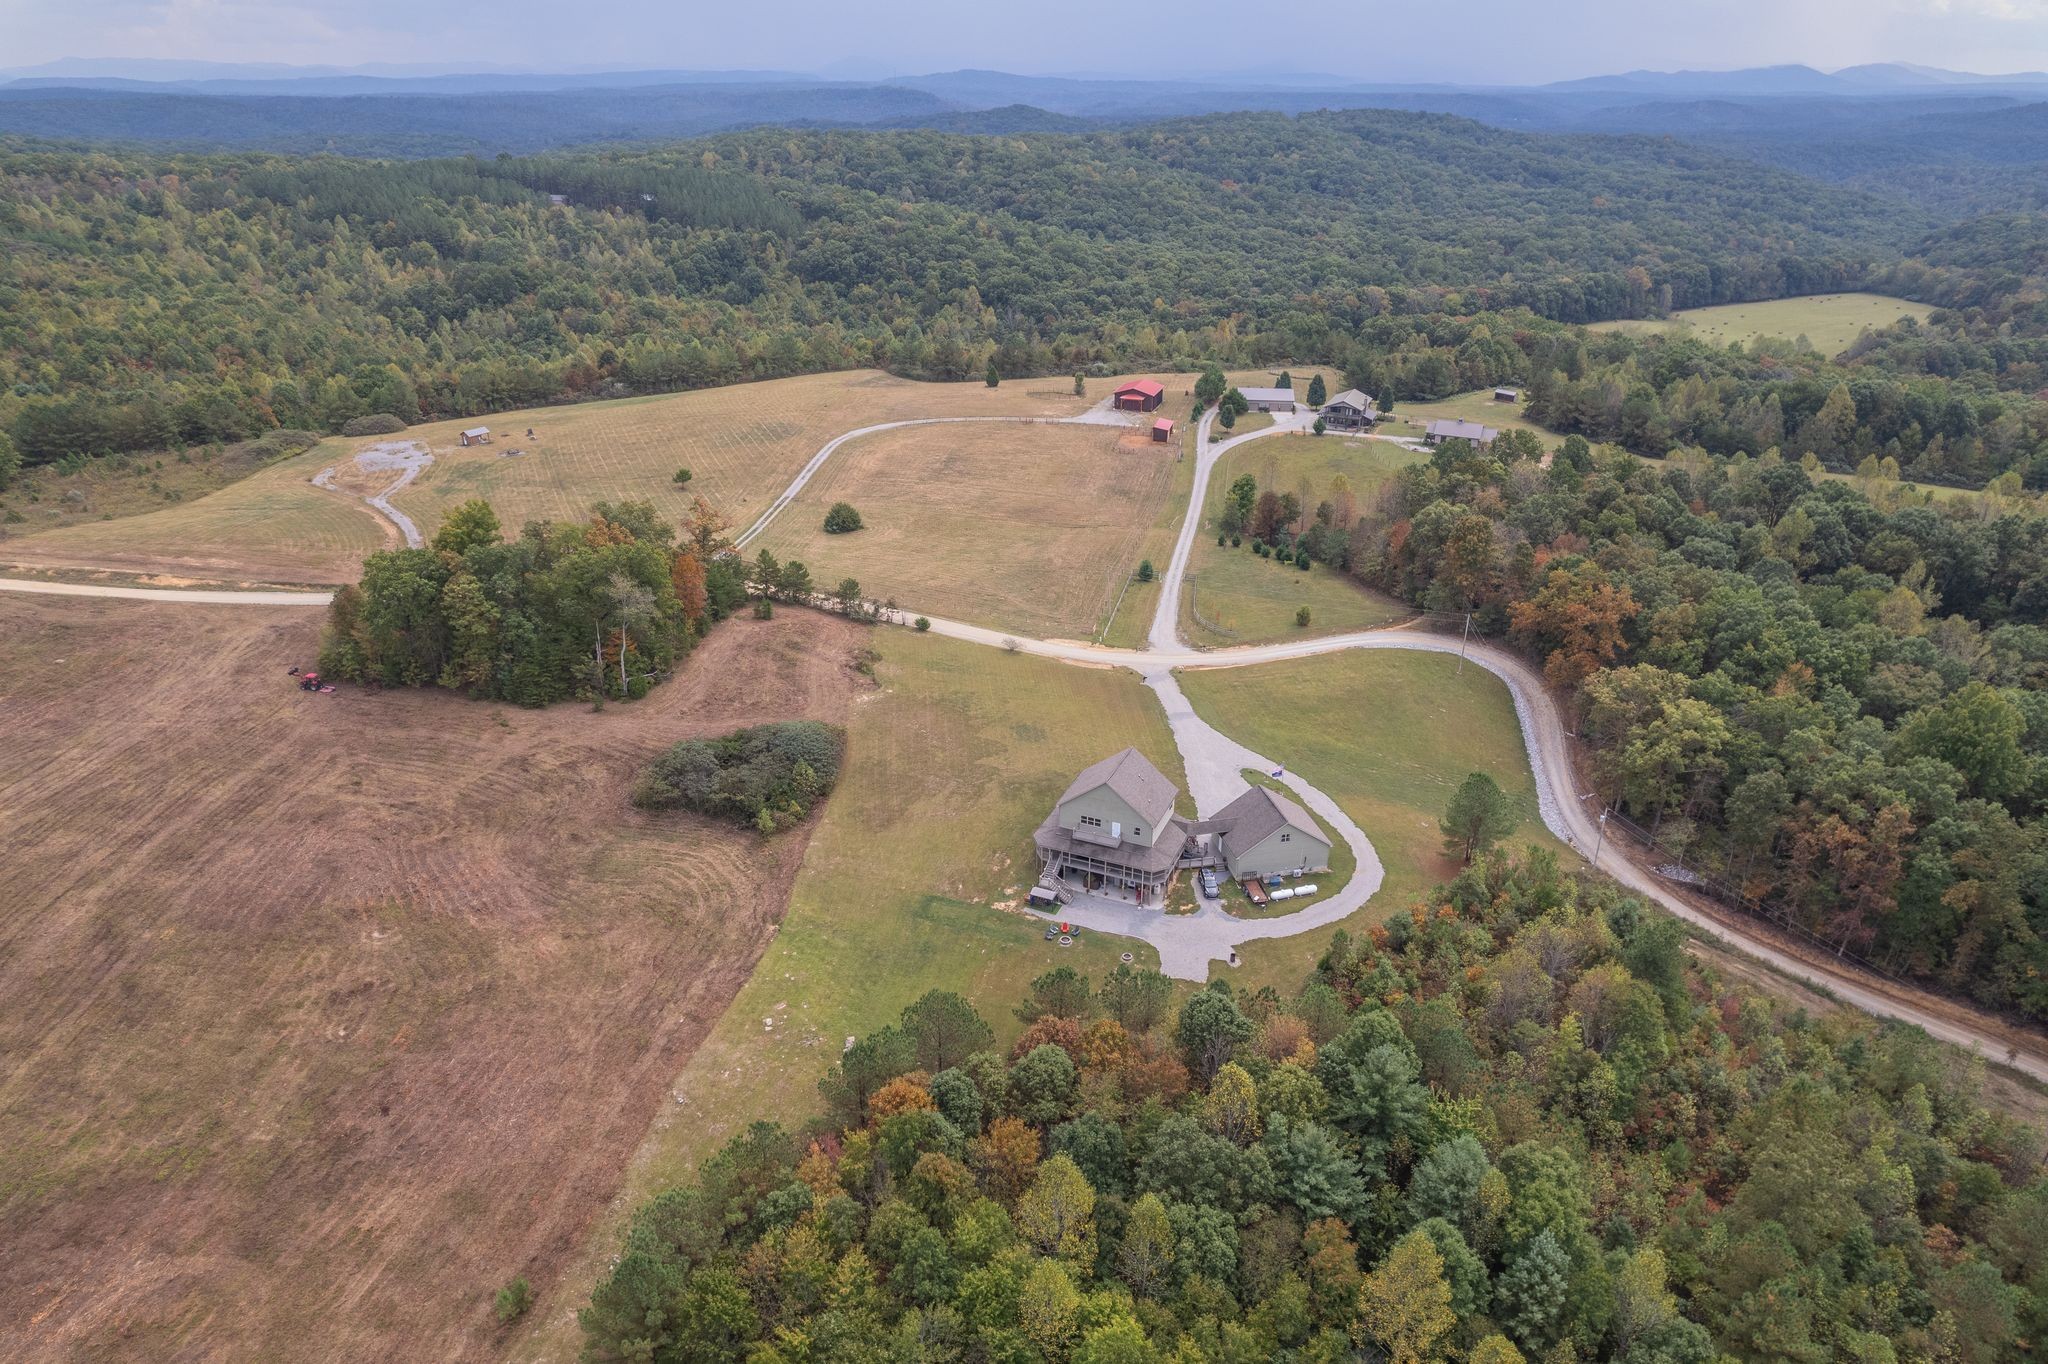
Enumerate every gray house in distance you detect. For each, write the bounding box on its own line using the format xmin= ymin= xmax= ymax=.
xmin=1035 ymin=749 xmax=1331 ymax=904
xmin=1320 ymin=388 xmax=1377 ymax=430
xmin=1237 ymin=386 xmax=1297 ymax=414
xmin=1423 ymin=418 xmax=1499 ymax=448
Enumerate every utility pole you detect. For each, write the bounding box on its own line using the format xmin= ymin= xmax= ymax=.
xmin=1455 ymin=611 xmax=1472 ymax=675
xmin=1592 ymin=808 xmax=1609 ymax=868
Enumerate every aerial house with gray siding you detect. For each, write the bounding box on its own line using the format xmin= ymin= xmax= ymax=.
xmin=1035 ymin=750 xmax=1333 ymax=906
xmin=1034 ymin=747 xmax=1190 ymax=904
xmin=1319 ymin=389 xmax=1377 ymax=430
xmin=1423 ymin=418 xmax=1499 ymax=448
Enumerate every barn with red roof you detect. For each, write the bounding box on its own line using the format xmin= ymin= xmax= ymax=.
xmin=1113 ymin=379 xmax=1165 ymax=412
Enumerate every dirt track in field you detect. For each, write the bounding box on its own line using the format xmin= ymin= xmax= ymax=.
xmin=0 ymin=598 xmax=869 ymax=1362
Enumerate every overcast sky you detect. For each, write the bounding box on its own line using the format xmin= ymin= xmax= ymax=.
xmin=6 ymin=0 xmax=2048 ymax=84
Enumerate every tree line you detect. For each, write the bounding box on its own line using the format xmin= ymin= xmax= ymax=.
xmin=581 ymin=850 xmax=2045 ymax=1363
xmin=1336 ymin=426 xmax=2048 ymax=1021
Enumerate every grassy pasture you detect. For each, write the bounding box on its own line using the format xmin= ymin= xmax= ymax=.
xmin=1178 ymin=647 xmax=1565 ymax=992
xmin=0 ymin=370 xmax=1114 ymax=586
xmin=1183 ymin=433 xmax=1418 ymax=647
xmin=1588 ymin=292 xmax=1935 ymax=357
xmin=0 ymin=438 xmax=379 ymax=586
xmin=1376 ymin=389 xmax=1553 ymax=444
xmin=523 ymin=628 xmax=1183 ymax=1358
xmin=751 ymin=419 xmax=1180 ymax=640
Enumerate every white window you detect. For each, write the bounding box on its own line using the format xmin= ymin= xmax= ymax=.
xmin=1280 ymin=833 xmax=1291 ymax=843
xmin=1132 ymin=826 xmax=1142 ymax=838
xmin=1080 ymin=815 xmax=1103 ymax=828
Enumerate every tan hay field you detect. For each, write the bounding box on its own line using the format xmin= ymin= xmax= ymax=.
xmin=0 ymin=370 xmax=1124 ymax=586
xmin=750 ymin=419 xmax=1181 ymax=638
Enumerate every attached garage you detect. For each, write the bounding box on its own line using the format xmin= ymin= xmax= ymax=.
xmin=1213 ymin=785 xmax=1331 ymax=881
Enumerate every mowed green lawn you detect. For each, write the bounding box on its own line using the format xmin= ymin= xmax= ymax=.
xmin=1376 ymin=389 xmax=1552 ymax=445
xmin=1588 ymin=292 xmax=1934 ymax=358
xmin=555 ymin=630 xmax=1182 ymax=1281
xmin=1179 ymin=648 xmax=1566 ymax=992
xmin=1183 ymin=433 xmax=1418 ymax=647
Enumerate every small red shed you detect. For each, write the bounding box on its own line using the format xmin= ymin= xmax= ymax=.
xmin=1151 ymin=418 xmax=1176 ymax=442
xmin=1113 ymin=379 xmax=1165 ymax=412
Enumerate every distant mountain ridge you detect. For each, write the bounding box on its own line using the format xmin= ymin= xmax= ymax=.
xmin=9 ymin=57 xmax=2048 ymax=98
xmin=1 ymin=59 xmax=2044 ymax=217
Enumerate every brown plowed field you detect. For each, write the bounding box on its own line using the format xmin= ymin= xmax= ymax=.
xmin=0 ymin=596 xmax=867 ymax=1361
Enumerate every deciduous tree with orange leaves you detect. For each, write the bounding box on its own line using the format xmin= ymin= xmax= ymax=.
xmin=1508 ymin=560 xmax=1638 ymax=690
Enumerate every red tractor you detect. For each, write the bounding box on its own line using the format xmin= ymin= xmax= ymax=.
xmin=289 ymin=666 xmax=335 ymax=694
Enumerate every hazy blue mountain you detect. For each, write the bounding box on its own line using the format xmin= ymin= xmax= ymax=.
xmin=0 ymin=83 xmax=959 ymax=155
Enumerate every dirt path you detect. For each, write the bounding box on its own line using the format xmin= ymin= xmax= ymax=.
xmin=312 ymin=441 xmax=433 ymax=549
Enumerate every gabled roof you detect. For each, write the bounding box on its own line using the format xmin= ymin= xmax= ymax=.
xmin=1058 ymin=747 xmax=1178 ymax=829
xmin=1426 ymin=418 xmax=1497 ymax=442
xmin=1214 ymin=784 xmax=1327 ymax=853
xmin=1114 ymin=379 xmax=1165 ymax=398
xmin=1153 ymin=417 xmax=1176 ymax=431
xmin=1324 ymin=388 xmax=1375 ymax=410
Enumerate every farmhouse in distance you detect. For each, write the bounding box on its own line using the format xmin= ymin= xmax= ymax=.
xmin=1320 ymin=388 xmax=1378 ymax=429
xmin=1424 ymin=417 xmax=1499 ymax=447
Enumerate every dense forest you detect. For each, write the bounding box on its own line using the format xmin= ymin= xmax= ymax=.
xmin=583 ymin=853 xmax=2047 ymax=1364
xmin=1311 ymin=423 xmax=2048 ymax=1022
xmin=0 ymin=111 xmax=1923 ymax=466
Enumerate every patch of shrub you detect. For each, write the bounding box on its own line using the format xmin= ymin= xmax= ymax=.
xmin=1136 ymin=559 xmax=1155 ymax=583
xmin=822 ymin=502 xmax=864 ymax=534
xmin=1296 ymin=605 xmax=1312 ymax=626
xmin=673 ymin=467 xmax=693 ymax=484
xmin=914 ymin=616 xmax=932 ymax=632
xmin=228 ymin=428 xmax=323 ymax=463
xmin=495 ymin=1277 xmax=531 ymax=1324
xmin=340 ymin=412 xmax=408 ymax=437
xmin=633 ymin=720 xmax=845 ymax=830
